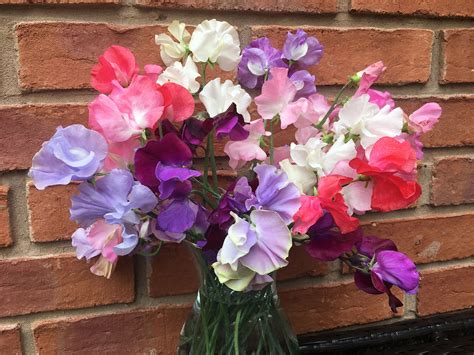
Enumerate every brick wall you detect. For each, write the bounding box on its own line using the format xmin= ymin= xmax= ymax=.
xmin=0 ymin=1 xmax=473 ymax=353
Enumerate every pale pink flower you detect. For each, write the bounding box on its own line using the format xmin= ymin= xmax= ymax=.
xmin=280 ymin=94 xmax=330 ymax=129
xmin=407 ymin=103 xmax=442 ymax=133
xmin=255 ymin=67 xmax=297 ymax=120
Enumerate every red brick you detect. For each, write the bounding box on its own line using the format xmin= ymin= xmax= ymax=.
xmin=351 ymin=0 xmax=474 ymax=18
xmin=0 ymin=186 xmax=12 ymax=247
xmin=431 ymin=158 xmax=474 ymax=206
xmin=417 ymin=264 xmax=474 ymax=316
xmin=27 ymin=183 xmax=78 ymax=243
xmin=149 ymin=244 xmax=199 ymax=297
xmin=0 ymin=324 xmax=22 ymax=355
xmin=33 ymin=305 xmax=190 ymax=354
xmin=279 ymin=281 xmax=401 ymax=334
xmin=396 ymin=95 xmax=474 ymax=148
xmin=0 ymin=0 xmax=117 ymax=4
xmin=278 ymin=246 xmax=328 ymax=281
xmin=252 ymin=26 xmax=433 ymax=85
xmin=441 ymin=29 xmax=474 ymax=84
xmin=0 ymin=104 xmax=87 ymax=171
xmin=362 ymin=212 xmax=474 ymax=264
xmin=0 ymin=254 xmax=134 ymax=317
xmin=136 ymin=0 xmax=337 ymax=13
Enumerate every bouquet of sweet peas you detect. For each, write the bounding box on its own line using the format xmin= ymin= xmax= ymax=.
xmin=30 ymin=19 xmax=441 ymax=315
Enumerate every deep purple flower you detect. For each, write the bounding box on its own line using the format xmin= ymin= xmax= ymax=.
xmin=282 ymin=29 xmax=324 ymax=68
xmin=29 ymin=124 xmax=108 ymax=190
xmin=238 ymin=37 xmax=286 ymax=89
xmin=215 ymin=106 xmax=249 ymax=142
xmin=181 ymin=117 xmax=213 ymax=149
xmin=70 ymin=169 xmax=158 ymax=255
xmin=134 ymin=133 xmax=201 ymax=199
xmin=245 ymin=164 xmax=301 ymax=224
xmin=372 ymin=250 xmax=419 ymax=294
xmin=290 ymin=70 xmax=316 ymax=100
xmin=306 ymin=227 xmax=362 ymax=261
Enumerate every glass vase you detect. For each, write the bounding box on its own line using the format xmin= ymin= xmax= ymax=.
xmin=177 ymin=244 xmax=300 ymax=355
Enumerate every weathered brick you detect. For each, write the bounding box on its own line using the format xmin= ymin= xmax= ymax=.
xmin=0 ymin=324 xmax=22 ymax=355
xmin=431 ymin=158 xmax=474 ymax=206
xmin=440 ymin=29 xmax=474 ymax=84
xmin=136 ymin=0 xmax=337 ymax=13
xmin=27 ymin=183 xmax=78 ymax=242
xmin=0 ymin=0 xmax=117 ymax=4
xmin=0 ymin=104 xmax=87 ymax=171
xmin=279 ymin=281 xmax=402 ymax=334
xmin=149 ymin=244 xmax=199 ymax=297
xmin=33 ymin=306 xmax=190 ymax=354
xmin=0 ymin=186 xmax=12 ymax=247
xmin=418 ymin=264 xmax=474 ymax=316
xmin=0 ymin=254 xmax=134 ymax=317
xmin=278 ymin=246 xmax=328 ymax=281
xmin=252 ymin=26 xmax=433 ymax=85
xmin=397 ymin=95 xmax=474 ymax=148
xmin=351 ymin=0 xmax=474 ymax=18
xmin=362 ymin=212 xmax=474 ymax=264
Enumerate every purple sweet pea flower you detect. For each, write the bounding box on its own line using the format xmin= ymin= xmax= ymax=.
xmin=282 ymin=29 xmax=324 ymax=68
xmin=70 ymin=169 xmax=158 ymax=255
xmin=215 ymin=107 xmax=249 ymax=142
xmin=289 ymin=70 xmax=317 ymax=100
xmin=238 ymin=37 xmax=286 ymax=89
xmin=134 ymin=133 xmax=201 ymax=199
xmin=29 ymin=124 xmax=108 ymax=190
xmin=245 ymin=164 xmax=301 ymax=224
xmin=306 ymin=227 xmax=363 ymax=261
xmin=181 ymin=117 xmax=214 ymax=149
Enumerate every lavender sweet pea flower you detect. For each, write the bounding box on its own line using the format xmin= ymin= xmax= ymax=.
xmin=283 ymin=29 xmax=323 ymax=68
xmin=29 ymin=124 xmax=107 ymax=190
xmin=70 ymin=169 xmax=158 ymax=255
xmin=245 ymin=164 xmax=301 ymax=224
xmin=134 ymin=133 xmax=201 ymax=199
xmin=238 ymin=37 xmax=286 ymax=89
xmin=290 ymin=70 xmax=316 ymax=100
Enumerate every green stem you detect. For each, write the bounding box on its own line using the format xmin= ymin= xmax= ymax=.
xmin=200 ymin=62 xmax=208 ymax=87
xmin=157 ymin=123 xmax=164 ymax=139
xmin=269 ymin=118 xmax=275 ymax=165
xmin=315 ymin=80 xmax=352 ymax=130
xmin=208 ymin=130 xmax=218 ymax=191
xmin=203 ymin=141 xmax=210 ymax=189
xmin=233 ymin=309 xmax=242 ymax=355
xmin=192 ymin=178 xmax=220 ymax=199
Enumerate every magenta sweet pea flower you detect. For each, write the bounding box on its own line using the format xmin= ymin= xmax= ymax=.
xmin=238 ymin=37 xmax=286 ymax=89
xmin=282 ymin=29 xmax=324 ymax=68
xmin=134 ymin=133 xmax=201 ymax=198
xmin=214 ymin=105 xmax=250 ymax=141
xmin=29 ymin=124 xmax=108 ymax=190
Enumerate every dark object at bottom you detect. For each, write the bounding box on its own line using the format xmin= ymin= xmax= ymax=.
xmin=298 ymin=309 xmax=474 ymax=354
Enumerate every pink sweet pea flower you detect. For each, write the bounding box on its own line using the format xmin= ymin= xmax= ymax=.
xmin=407 ymin=102 xmax=442 ymax=133
xmin=91 ymin=46 xmax=139 ymax=94
xmin=159 ymin=82 xmax=195 ymax=123
xmin=354 ymin=61 xmax=387 ymax=98
xmin=224 ymin=119 xmax=267 ymax=170
xmin=357 ymin=61 xmax=386 ymax=78
xmin=280 ymin=93 xmax=330 ymax=129
xmin=103 ymin=138 xmax=141 ymax=171
xmin=89 ymin=75 xmax=165 ymax=142
xmin=293 ymin=195 xmax=323 ymax=234
xmin=255 ymin=67 xmax=297 ymax=120
xmin=144 ymin=64 xmax=163 ymax=82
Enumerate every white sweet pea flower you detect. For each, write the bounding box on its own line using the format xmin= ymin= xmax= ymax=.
xmin=199 ymin=78 xmax=251 ymax=122
xmin=290 ymin=136 xmax=356 ymax=177
xmin=334 ymin=94 xmax=404 ymax=149
xmin=279 ymin=159 xmax=316 ymax=195
xmin=155 ymin=20 xmax=190 ymax=65
xmin=157 ymin=57 xmax=200 ymax=93
xmin=189 ymin=19 xmax=240 ymax=71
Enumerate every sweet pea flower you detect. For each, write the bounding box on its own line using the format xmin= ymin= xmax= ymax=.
xmin=157 ymin=57 xmax=200 ymax=93
xmin=224 ymin=119 xmax=267 ymax=170
xmin=70 ymin=169 xmax=158 ymax=255
xmin=407 ymin=102 xmax=442 ymax=133
xmin=349 ymin=137 xmax=421 ymax=212
xmin=237 ymin=37 xmax=286 ymax=89
xmin=334 ymin=94 xmax=404 ymax=149
xmin=72 ymin=219 xmax=123 ymax=278
xmin=282 ymin=29 xmax=324 ymax=68
xmin=366 ymin=89 xmax=395 ymax=109
xmin=280 ymin=93 xmax=330 ymax=130
xmin=89 ymin=75 xmax=165 ymax=142
xmin=144 ymin=64 xmax=163 ymax=82
xmin=245 ymin=164 xmax=301 ymax=224
xmin=214 ymin=106 xmax=249 ymax=141
xmin=91 ymin=45 xmax=139 ymax=94
xmin=155 ymin=20 xmax=191 ymax=65
xmin=355 ymin=61 xmax=386 ymax=81
xmin=159 ymin=82 xmax=195 ymax=123
xmin=200 ymin=78 xmax=252 ymax=122
xmin=155 ymin=198 xmax=199 ymax=238
xmin=212 ymin=210 xmax=292 ymax=291
xmin=289 ymin=70 xmax=316 ymax=100
xmin=279 ymin=159 xmax=316 ymax=195
xmin=30 ymin=125 xmax=108 ymax=190
xmin=255 ymin=67 xmax=297 ymax=120
xmin=134 ymin=133 xmax=201 ymax=198
xmin=189 ymin=19 xmax=240 ymax=71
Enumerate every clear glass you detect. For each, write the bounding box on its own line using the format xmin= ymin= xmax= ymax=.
xmin=177 ymin=244 xmax=300 ymax=355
